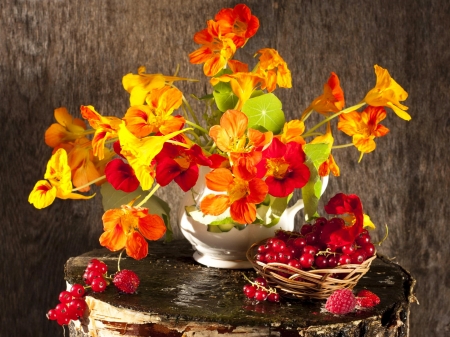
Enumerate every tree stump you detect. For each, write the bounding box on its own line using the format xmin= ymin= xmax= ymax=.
xmin=65 ymin=240 xmax=416 ymax=337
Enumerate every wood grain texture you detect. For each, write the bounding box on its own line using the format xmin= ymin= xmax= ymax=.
xmin=0 ymin=0 xmax=448 ymax=336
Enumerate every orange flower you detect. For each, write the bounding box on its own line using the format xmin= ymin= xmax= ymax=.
xmin=275 ymin=119 xmax=306 ymax=145
xmin=99 ymin=204 xmax=166 ymax=260
xmin=45 ymin=107 xmax=86 ymax=148
xmin=210 ymin=72 xmax=264 ymax=110
xmin=302 ymin=72 xmax=345 ymax=118
xmin=364 ymin=65 xmax=410 ymax=121
xmin=122 ymin=66 xmax=193 ymax=106
xmin=214 ymin=4 xmax=260 ymax=48
xmin=123 ymin=86 xmax=184 ymax=137
xmin=311 ymin=123 xmax=340 ymax=177
xmin=255 ymin=48 xmax=292 ymax=93
xmin=200 ymin=168 xmax=268 ymax=224
xmin=338 ymin=106 xmax=390 ymax=160
xmin=80 ymin=105 xmax=122 ymax=160
xmin=189 ymin=20 xmax=236 ymax=77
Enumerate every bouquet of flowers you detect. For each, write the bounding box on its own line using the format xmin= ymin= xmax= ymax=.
xmin=29 ymin=3 xmax=409 ymax=262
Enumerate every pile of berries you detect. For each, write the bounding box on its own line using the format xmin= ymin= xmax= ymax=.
xmin=243 ymin=276 xmax=280 ymax=302
xmin=46 ymin=284 xmax=87 ymax=326
xmin=254 ymin=217 xmax=376 ymax=273
xmin=325 ymin=288 xmax=380 ymax=314
xmin=83 ymin=258 xmax=109 ymax=292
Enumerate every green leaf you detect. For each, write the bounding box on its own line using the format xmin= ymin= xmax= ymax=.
xmin=100 ymin=184 xmax=173 ymax=241
xmin=255 ymin=195 xmax=290 ymax=227
xmin=241 ymin=93 xmax=285 ymax=133
xmin=301 ymin=143 xmax=331 ymax=221
xmin=213 ymin=81 xmax=239 ymax=112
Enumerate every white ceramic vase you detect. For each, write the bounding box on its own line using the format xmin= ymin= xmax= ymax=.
xmin=177 ymin=166 xmax=328 ymax=269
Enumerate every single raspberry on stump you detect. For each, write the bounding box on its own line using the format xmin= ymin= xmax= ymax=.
xmin=113 ymin=270 xmax=140 ymax=294
xmin=325 ymin=289 xmax=356 ymax=314
xmin=356 ymin=289 xmax=380 ymax=307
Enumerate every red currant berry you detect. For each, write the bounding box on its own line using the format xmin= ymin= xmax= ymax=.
xmin=326 ymin=244 xmax=338 ymax=252
xmin=350 ymin=249 xmax=367 ymax=264
xmin=254 ymin=289 xmax=268 ymax=301
xmin=277 ymin=250 xmax=293 ymax=264
xmin=339 ymin=254 xmax=351 ymax=265
xmin=67 ymin=299 xmax=87 ymax=319
xmin=87 ymin=270 xmax=103 ymax=284
xmin=327 ymin=255 xmax=339 ymax=268
xmin=96 ymin=261 xmax=108 ymax=274
xmin=275 ymin=230 xmax=290 ymax=242
xmin=303 ymin=245 xmax=318 ymax=256
xmin=255 ymin=253 xmax=266 ymax=262
xmin=361 ymin=243 xmax=375 ymax=256
xmin=47 ymin=309 xmax=58 ymax=321
xmin=254 ymin=277 xmax=268 ymax=288
xmin=315 ymin=255 xmax=328 ymax=269
xmin=257 ymin=245 xmax=268 ymax=254
xmin=287 ymin=245 xmax=302 ymax=258
xmin=243 ymin=284 xmax=256 ymax=299
xmin=314 ymin=217 xmax=328 ymax=227
xmin=356 ymin=234 xmax=371 ymax=246
xmin=91 ymin=277 xmax=107 ymax=292
xmin=265 ymin=251 xmax=277 ymax=263
xmin=87 ymin=259 xmax=101 ymax=271
xmin=341 ymin=244 xmax=355 ymax=255
xmin=288 ymin=259 xmax=302 ymax=269
xmin=57 ymin=315 xmax=71 ymax=326
xmin=58 ymin=291 xmax=73 ymax=304
xmin=300 ymin=224 xmax=313 ymax=235
xmin=83 ymin=271 xmax=92 ymax=285
xmin=271 ymin=239 xmax=286 ymax=252
xmin=292 ymin=237 xmax=307 ymax=249
xmin=70 ymin=284 xmax=86 ymax=297
xmin=305 ymin=232 xmax=319 ymax=245
xmin=300 ymin=253 xmax=314 ymax=269
xmin=267 ymin=292 xmax=280 ymax=302
xmin=328 ymin=217 xmax=345 ymax=227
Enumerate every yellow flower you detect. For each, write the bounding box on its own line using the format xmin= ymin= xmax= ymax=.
xmin=123 ymin=66 xmax=193 ymax=106
xmin=45 ymin=107 xmax=86 ymax=148
xmin=364 ymin=65 xmax=410 ymax=121
xmin=276 ymin=119 xmax=306 ymax=145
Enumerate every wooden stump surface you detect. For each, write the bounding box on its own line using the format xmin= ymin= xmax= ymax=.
xmin=65 ymin=241 xmax=416 ymax=337
xmin=1 ymin=0 xmax=449 ymax=336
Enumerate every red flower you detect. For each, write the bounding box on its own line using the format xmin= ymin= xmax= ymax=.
xmin=105 ymin=159 xmax=140 ymax=193
xmin=321 ymin=193 xmax=364 ymax=247
xmin=256 ymin=138 xmax=310 ymax=197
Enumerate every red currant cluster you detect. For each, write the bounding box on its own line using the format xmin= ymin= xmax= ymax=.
xmin=243 ymin=276 xmax=280 ymax=302
xmin=255 ymin=218 xmax=375 ymax=272
xmin=83 ymin=258 xmax=109 ymax=292
xmin=46 ymin=284 xmax=87 ymax=326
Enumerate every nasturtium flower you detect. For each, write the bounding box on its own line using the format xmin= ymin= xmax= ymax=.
xmin=155 ymin=142 xmax=212 ymax=192
xmin=99 ymin=204 xmax=166 ymax=260
xmin=80 ymin=105 xmax=122 ymax=160
xmin=276 ymin=119 xmax=306 ymax=145
xmin=189 ymin=20 xmax=237 ymax=77
xmin=256 ymin=138 xmax=310 ymax=198
xmin=303 ymin=72 xmax=345 ymax=118
xmin=105 ymin=158 xmax=140 ymax=193
xmin=210 ymin=72 xmax=265 ymax=110
xmin=255 ymin=48 xmax=292 ymax=93
xmin=200 ymin=168 xmax=268 ymax=224
xmin=227 ymin=59 xmax=249 ymax=73
xmin=45 ymin=107 xmax=87 ymax=148
xmin=214 ymin=3 xmax=260 ymax=48
xmin=28 ymin=180 xmax=57 ymax=209
xmin=117 ymin=123 xmax=187 ymax=190
xmin=311 ymin=123 xmax=340 ymax=177
xmin=321 ymin=193 xmax=364 ymax=247
xmin=122 ymin=66 xmax=192 ymax=106
xmin=364 ymin=64 xmax=410 ymax=121
xmin=123 ymin=85 xmax=184 ymax=138
xmin=338 ymin=105 xmax=390 ymax=160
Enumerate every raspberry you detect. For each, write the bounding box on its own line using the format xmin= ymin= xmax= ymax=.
xmin=113 ymin=270 xmax=140 ymax=294
xmin=356 ymin=289 xmax=380 ymax=307
xmin=325 ymin=289 xmax=356 ymax=314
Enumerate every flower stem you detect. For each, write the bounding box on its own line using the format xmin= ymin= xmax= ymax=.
xmin=332 ymin=143 xmax=354 ymax=149
xmin=72 ymin=175 xmax=106 ymax=191
xmin=185 ymin=120 xmax=208 ymax=134
xmin=303 ymin=102 xmax=366 ymax=137
xmin=182 ymin=95 xmax=200 ymax=126
xmin=166 ymin=140 xmax=191 ymax=149
xmin=117 ymin=249 xmax=125 ymax=271
xmin=136 ymin=183 xmax=160 ymax=207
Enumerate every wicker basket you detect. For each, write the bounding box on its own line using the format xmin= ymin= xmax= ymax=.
xmin=246 ymin=239 xmax=376 ymax=300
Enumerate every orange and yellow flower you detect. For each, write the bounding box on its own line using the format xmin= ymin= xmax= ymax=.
xmin=99 ymin=204 xmax=166 ymax=260
xmin=122 ymin=66 xmax=193 ymax=106
xmin=338 ymin=105 xmax=390 ymax=160
xmin=123 ymin=85 xmax=184 ymax=137
xmin=45 ymin=107 xmax=87 ymax=148
xmin=275 ymin=119 xmax=306 ymax=145
xmin=210 ymin=72 xmax=264 ymax=110
xmin=80 ymin=105 xmax=122 ymax=160
xmin=200 ymin=168 xmax=268 ymax=224
xmin=302 ymin=72 xmax=345 ymax=118
xmin=255 ymin=48 xmax=292 ymax=93
xmin=189 ymin=20 xmax=237 ymax=77
xmin=364 ymin=65 xmax=410 ymax=121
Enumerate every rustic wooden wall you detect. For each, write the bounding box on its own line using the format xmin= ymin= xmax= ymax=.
xmin=1 ymin=0 xmax=448 ymax=336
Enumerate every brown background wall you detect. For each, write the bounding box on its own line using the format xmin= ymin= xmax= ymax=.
xmin=1 ymin=0 xmax=449 ymax=336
